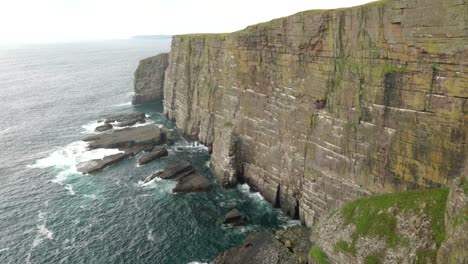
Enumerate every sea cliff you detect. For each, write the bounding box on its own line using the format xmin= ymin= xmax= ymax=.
xmin=133 ymin=0 xmax=467 ymax=262
xmin=162 ymin=0 xmax=467 ymax=227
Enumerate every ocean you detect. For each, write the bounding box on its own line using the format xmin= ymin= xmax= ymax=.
xmin=0 ymin=39 xmax=297 ymax=264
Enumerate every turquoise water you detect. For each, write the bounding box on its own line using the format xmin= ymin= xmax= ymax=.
xmin=0 ymin=40 xmax=296 ymax=264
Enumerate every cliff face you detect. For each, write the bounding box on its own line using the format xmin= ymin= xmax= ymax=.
xmin=163 ymin=0 xmax=467 ymax=226
xmin=132 ymin=53 xmax=169 ymax=104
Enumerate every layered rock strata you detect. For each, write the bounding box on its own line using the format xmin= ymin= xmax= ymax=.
xmin=133 ymin=53 xmax=169 ymax=104
xmin=162 ymin=0 xmax=467 ymax=226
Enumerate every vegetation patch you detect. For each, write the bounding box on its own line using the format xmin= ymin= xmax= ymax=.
xmin=309 ymin=246 xmax=331 ymax=264
xmin=340 ymin=187 xmax=449 ymax=258
xmin=365 ymin=255 xmax=380 ymax=264
xmin=335 ymin=240 xmax=356 ymax=254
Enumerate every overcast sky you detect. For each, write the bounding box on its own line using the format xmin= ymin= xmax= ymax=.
xmin=0 ymin=0 xmax=377 ymax=44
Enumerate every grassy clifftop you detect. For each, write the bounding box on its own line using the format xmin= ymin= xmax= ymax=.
xmin=312 ymin=187 xmax=451 ymax=263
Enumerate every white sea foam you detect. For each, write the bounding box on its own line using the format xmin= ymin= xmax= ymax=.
xmin=0 ymin=247 xmax=9 ymax=253
xmin=112 ymin=102 xmax=131 ymax=107
xmin=31 ymin=211 xmax=54 ymax=248
xmin=147 ymin=229 xmax=154 ymax=241
xmin=0 ymin=125 xmax=17 ymax=135
xmin=238 ymin=183 xmax=264 ymax=201
xmin=65 ymin=184 xmax=75 ymax=195
xmin=29 ymin=141 xmax=122 ymax=185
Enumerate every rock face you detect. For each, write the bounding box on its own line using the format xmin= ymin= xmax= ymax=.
xmin=162 ymin=0 xmax=468 ymax=226
xmin=138 ymin=147 xmax=168 ymax=165
xmin=213 ymin=232 xmax=300 ymax=264
xmin=132 ymin=53 xmax=169 ymax=104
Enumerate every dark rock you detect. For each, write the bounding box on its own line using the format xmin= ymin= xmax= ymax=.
xmin=143 ymin=160 xmax=193 ymax=183
xmin=105 ymin=112 xmax=146 ymax=124
xmin=213 ymin=232 xmax=300 ymax=264
xmin=172 ymin=174 xmax=212 ymax=193
xmin=83 ymin=125 xmax=162 ymax=150
xmin=120 ymin=145 xmax=147 ymax=156
xmin=161 ymin=127 xmax=175 ymax=145
xmin=95 ymin=123 xmax=112 ymax=132
xmin=143 ymin=160 xmax=212 ymax=193
xmin=175 ymin=147 xmax=183 ymax=151
xmin=104 ymin=112 xmax=146 ymax=127
xmin=115 ymin=118 xmax=145 ymax=127
xmin=223 ymin=209 xmax=246 ymax=226
xmin=138 ymin=147 xmax=168 ymax=165
xmin=76 ymin=152 xmax=130 ymax=174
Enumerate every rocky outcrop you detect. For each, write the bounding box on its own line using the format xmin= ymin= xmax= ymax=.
xmin=437 ymin=173 xmax=468 ymax=264
xmin=83 ymin=125 xmax=163 ymax=149
xmin=213 ymin=232 xmax=300 ymax=264
xmin=76 ymin=152 xmax=130 ymax=174
xmin=162 ymin=0 xmax=468 ymax=227
xmin=138 ymin=147 xmax=168 ymax=165
xmin=143 ymin=160 xmax=212 ymax=193
xmin=133 ymin=53 xmax=169 ymax=104
xmin=312 ymin=187 xmax=450 ymax=263
xmin=95 ymin=123 xmax=112 ymax=132
xmin=223 ymin=208 xmax=246 ymax=226
xmin=104 ymin=112 xmax=146 ymax=127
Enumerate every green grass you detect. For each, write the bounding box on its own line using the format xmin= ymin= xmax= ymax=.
xmin=365 ymin=255 xmax=380 ymax=264
xmin=335 ymin=240 xmax=356 ymax=254
xmin=310 ymin=246 xmax=331 ymax=264
xmin=341 ymin=187 xmax=449 ymax=256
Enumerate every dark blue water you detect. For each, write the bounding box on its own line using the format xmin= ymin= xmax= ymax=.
xmin=0 ymin=39 xmax=297 ymax=264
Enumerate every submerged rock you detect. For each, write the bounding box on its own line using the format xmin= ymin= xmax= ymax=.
xmin=213 ymin=232 xmax=300 ymax=264
xmin=95 ymin=123 xmax=112 ymax=132
xmin=138 ymin=147 xmax=168 ymax=165
xmin=76 ymin=152 xmax=130 ymax=174
xmin=223 ymin=209 xmax=246 ymax=226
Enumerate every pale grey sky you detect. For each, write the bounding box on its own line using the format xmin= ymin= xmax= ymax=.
xmin=0 ymin=0 xmax=377 ymax=44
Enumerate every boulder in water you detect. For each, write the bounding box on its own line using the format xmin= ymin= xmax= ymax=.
xmin=76 ymin=152 xmax=130 ymax=174
xmin=223 ymin=209 xmax=247 ymax=226
xmin=138 ymin=147 xmax=168 ymax=165
xmin=95 ymin=123 xmax=113 ymax=132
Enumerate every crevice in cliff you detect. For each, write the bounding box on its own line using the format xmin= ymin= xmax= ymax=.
xmin=294 ymin=199 xmax=300 ymax=220
xmin=275 ymin=185 xmax=281 ymax=208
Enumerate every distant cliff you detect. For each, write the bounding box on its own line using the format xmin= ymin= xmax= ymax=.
xmin=132 ymin=53 xmax=168 ymax=104
xmin=162 ymin=0 xmax=467 ymax=228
